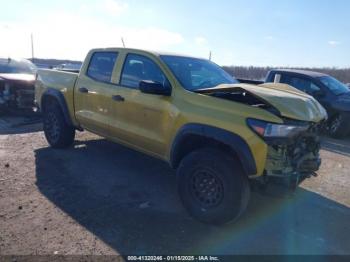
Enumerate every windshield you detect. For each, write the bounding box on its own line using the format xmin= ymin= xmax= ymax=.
xmin=318 ymin=76 xmax=349 ymax=96
xmin=161 ymin=55 xmax=239 ymax=91
xmin=0 ymin=59 xmax=37 ymax=74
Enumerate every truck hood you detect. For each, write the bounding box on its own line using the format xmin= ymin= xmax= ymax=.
xmin=197 ymin=83 xmax=328 ymax=123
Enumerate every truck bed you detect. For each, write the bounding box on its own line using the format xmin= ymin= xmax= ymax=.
xmin=35 ymin=69 xmax=79 ymax=118
xmin=37 ymin=69 xmax=78 ymax=91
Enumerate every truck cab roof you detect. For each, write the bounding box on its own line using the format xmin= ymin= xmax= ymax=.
xmin=88 ymin=47 xmax=205 ymax=60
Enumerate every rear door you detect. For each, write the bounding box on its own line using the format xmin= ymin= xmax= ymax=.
xmin=74 ymin=51 xmax=119 ymax=137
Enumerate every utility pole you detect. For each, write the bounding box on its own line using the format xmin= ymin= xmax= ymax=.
xmin=121 ymin=37 xmax=126 ymax=48
xmin=31 ymin=33 xmax=35 ymax=63
xmin=209 ymin=51 xmax=212 ymax=61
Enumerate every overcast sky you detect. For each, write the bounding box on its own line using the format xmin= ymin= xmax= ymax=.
xmin=0 ymin=0 xmax=349 ymax=67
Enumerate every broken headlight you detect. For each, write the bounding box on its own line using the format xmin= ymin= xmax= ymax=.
xmin=247 ymin=119 xmax=309 ymax=138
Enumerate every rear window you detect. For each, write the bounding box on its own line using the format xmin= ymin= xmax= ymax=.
xmin=87 ymin=52 xmax=118 ymax=83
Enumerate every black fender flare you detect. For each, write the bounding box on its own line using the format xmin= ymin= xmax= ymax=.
xmin=170 ymin=123 xmax=257 ymax=176
xmin=41 ymin=88 xmax=73 ymax=126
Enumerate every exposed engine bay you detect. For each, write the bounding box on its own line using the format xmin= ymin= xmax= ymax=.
xmin=205 ymin=88 xmax=322 ymax=180
xmin=196 ymin=83 xmax=328 ymax=124
xmin=0 ymin=58 xmax=37 ymax=111
xmin=258 ymin=122 xmax=322 ymax=191
xmin=209 ymin=89 xmax=280 ymax=115
xmin=197 ymin=85 xmax=325 ymax=190
xmin=264 ymin=121 xmax=321 ymax=176
xmin=0 ymin=77 xmax=35 ymax=110
xmin=215 ymin=89 xmax=322 ymax=186
xmin=196 ymin=86 xmax=285 ymax=119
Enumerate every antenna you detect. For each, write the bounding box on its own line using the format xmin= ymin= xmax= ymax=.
xmin=31 ymin=33 xmax=35 ymax=63
xmin=209 ymin=51 xmax=212 ymax=61
xmin=121 ymin=37 xmax=126 ymax=48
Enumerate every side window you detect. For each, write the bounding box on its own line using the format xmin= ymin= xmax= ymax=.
xmin=309 ymin=82 xmax=321 ymax=92
xmin=282 ymin=75 xmax=320 ymax=94
xmin=266 ymin=73 xmax=281 ymax=83
xmin=87 ymin=52 xmax=118 ymax=83
xmin=266 ymin=72 xmax=276 ymax=83
xmin=120 ymin=54 xmax=168 ymax=89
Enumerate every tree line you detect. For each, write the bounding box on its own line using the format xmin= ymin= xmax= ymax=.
xmin=222 ymin=66 xmax=350 ymax=83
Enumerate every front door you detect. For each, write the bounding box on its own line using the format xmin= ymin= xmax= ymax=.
xmin=109 ymin=53 xmax=175 ymax=157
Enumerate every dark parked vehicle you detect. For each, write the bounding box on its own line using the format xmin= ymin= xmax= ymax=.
xmin=265 ymin=69 xmax=350 ymax=138
xmin=0 ymin=58 xmax=37 ymax=111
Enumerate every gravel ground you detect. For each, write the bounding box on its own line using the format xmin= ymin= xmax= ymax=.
xmin=0 ymin=115 xmax=349 ymax=255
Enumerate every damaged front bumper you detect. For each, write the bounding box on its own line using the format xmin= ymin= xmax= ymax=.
xmin=259 ymin=122 xmax=322 ymax=191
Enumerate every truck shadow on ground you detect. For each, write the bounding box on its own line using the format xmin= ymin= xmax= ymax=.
xmin=34 ymin=138 xmax=350 ymax=255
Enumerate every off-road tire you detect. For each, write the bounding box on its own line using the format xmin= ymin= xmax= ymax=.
xmin=328 ymin=114 xmax=349 ymax=139
xmin=43 ymin=101 xmax=75 ymax=148
xmin=177 ymin=148 xmax=250 ymax=225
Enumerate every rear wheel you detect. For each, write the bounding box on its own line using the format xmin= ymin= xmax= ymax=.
xmin=43 ymin=100 xmax=75 ymax=148
xmin=177 ymin=148 xmax=250 ymax=225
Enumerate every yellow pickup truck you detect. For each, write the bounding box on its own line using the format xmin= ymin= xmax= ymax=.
xmin=35 ymin=48 xmax=327 ymax=224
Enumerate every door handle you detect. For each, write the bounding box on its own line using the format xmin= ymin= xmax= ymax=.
xmin=79 ymin=87 xmax=89 ymax=93
xmin=112 ymin=95 xmax=125 ymax=102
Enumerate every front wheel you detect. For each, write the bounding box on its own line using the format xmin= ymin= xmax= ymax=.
xmin=43 ymin=101 xmax=75 ymax=148
xmin=177 ymin=148 xmax=250 ymax=225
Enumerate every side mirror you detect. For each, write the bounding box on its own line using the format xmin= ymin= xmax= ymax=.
xmin=139 ymin=80 xmax=171 ymax=96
